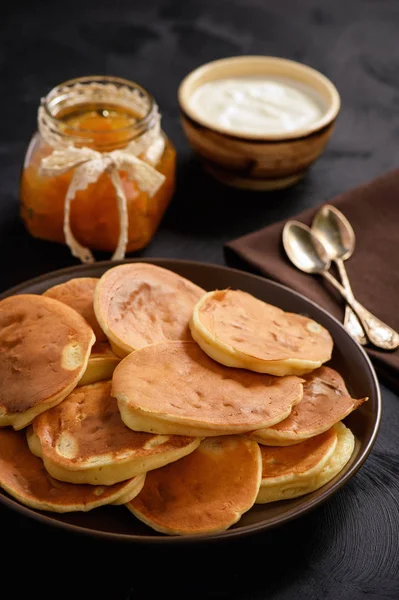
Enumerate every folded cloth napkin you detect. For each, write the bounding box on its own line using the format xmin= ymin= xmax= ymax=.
xmin=225 ymin=168 xmax=399 ymax=392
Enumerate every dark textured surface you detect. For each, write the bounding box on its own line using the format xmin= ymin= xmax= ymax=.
xmin=1 ymin=1 xmax=399 ymax=598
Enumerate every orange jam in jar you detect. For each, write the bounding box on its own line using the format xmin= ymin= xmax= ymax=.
xmin=20 ymin=76 xmax=176 ymax=256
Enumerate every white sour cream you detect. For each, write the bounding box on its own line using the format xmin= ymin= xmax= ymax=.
xmin=189 ymin=76 xmax=325 ymax=135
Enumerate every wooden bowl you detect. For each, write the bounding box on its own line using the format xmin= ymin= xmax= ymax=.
xmin=178 ymin=56 xmax=341 ymax=190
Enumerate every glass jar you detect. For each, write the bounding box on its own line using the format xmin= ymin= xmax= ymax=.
xmin=20 ymin=76 xmax=176 ymax=257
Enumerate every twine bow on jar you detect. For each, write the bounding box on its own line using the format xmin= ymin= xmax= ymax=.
xmin=37 ymin=81 xmax=166 ymax=264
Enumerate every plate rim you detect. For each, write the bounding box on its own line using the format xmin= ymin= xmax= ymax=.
xmin=0 ymin=258 xmax=382 ymax=544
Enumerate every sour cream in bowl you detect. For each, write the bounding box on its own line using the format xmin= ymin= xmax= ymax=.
xmin=189 ymin=76 xmax=325 ymax=136
xmin=178 ymin=56 xmax=340 ymax=190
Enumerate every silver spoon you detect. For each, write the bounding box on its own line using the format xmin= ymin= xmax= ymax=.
xmin=311 ymin=204 xmax=367 ymax=346
xmin=283 ymin=220 xmax=399 ymax=350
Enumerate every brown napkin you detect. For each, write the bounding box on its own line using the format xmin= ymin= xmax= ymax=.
xmin=225 ymin=168 xmax=399 ymax=391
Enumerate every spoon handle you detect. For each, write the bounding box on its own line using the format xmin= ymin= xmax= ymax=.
xmin=321 ymin=270 xmax=399 ymax=350
xmin=335 ymin=258 xmax=368 ymax=346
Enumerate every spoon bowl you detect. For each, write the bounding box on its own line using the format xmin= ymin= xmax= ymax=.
xmin=312 ymin=205 xmax=355 ymax=261
xmin=282 ymin=221 xmax=331 ymax=273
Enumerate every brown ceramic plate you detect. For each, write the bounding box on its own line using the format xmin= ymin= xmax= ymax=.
xmin=0 ymin=259 xmax=381 ymax=544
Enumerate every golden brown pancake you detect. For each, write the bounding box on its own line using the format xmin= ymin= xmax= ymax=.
xmin=94 ymin=263 xmax=205 ymax=357
xmin=0 ymin=428 xmax=145 ymax=512
xmin=256 ymin=422 xmax=355 ymax=503
xmin=78 ymin=341 xmax=120 ymax=386
xmin=43 ymin=278 xmax=120 ymax=384
xmin=29 ymin=381 xmax=201 ymax=485
xmin=0 ymin=294 xmax=95 ymax=430
xmin=127 ymin=436 xmax=262 ymax=535
xmin=257 ymin=428 xmax=337 ymax=502
xmin=113 ymin=341 xmax=303 ymax=437
xmin=43 ymin=277 xmax=107 ymax=343
xmin=190 ymin=289 xmax=333 ymax=376
xmin=252 ymin=367 xmax=366 ymax=445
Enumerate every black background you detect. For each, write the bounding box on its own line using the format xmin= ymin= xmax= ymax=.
xmin=1 ymin=1 xmax=399 ymax=598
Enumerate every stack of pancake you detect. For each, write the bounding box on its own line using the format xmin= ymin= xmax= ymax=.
xmin=0 ymin=264 xmax=366 ymax=536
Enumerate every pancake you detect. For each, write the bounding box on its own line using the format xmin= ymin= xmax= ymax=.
xmin=127 ymin=436 xmax=262 ymax=535
xmin=251 ymin=367 xmax=366 ymax=445
xmin=190 ymin=289 xmax=333 ymax=376
xmin=0 ymin=294 xmax=95 ymax=430
xmin=256 ymin=422 xmax=355 ymax=503
xmin=0 ymin=428 xmax=145 ymax=512
xmin=43 ymin=278 xmax=120 ymax=384
xmin=93 ymin=263 xmax=205 ymax=357
xmin=43 ymin=277 xmax=107 ymax=343
xmin=28 ymin=381 xmax=201 ymax=485
xmin=112 ymin=341 xmax=303 ymax=437
xmin=78 ymin=341 xmax=120 ymax=386
xmin=256 ymin=428 xmax=337 ymax=503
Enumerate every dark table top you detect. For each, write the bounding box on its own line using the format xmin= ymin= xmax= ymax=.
xmin=1 ymin=1 xmax=399 ymax=598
